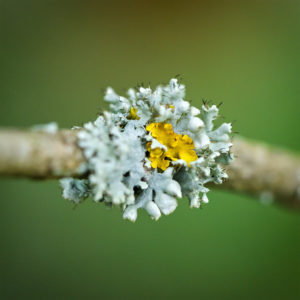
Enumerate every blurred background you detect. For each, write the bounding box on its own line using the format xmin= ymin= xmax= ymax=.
xmin=1 ymin=0 xmax=300 ymax=299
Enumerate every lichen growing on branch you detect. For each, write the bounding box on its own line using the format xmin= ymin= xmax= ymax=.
xmin=60 ymin=79 xmax=233 ymax=221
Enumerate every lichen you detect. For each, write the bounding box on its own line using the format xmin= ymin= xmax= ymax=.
xmin=60 ymin=79 xmax=233 ymax=221
xmin=32 ymin=122 xmax=58 ymax=134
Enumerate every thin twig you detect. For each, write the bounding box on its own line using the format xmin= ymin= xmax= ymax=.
xmin=0 ymin=129 xmax=85 ymax=179
xmin=217 ymin=138 xmax=300 ymax=210
xmin=0 ymin=128 xmax=299 ymax=210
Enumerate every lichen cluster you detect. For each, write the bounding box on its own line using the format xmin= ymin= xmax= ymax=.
xmin=60 ymin=79 xmax=233 ymax=221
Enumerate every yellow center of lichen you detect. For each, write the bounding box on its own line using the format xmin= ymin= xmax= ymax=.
xmin=166 ymin=104 xmax=175 ymax=110
xmin=127 ymin=107 xmax=140 ymax=120
xmin=146 ymin=122 xmax=198 ymax=171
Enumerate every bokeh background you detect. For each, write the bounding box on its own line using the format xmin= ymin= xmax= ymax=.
xmin=1 ymin=0 xmax=300 ymax=299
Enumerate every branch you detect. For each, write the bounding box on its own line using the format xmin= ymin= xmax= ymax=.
xmin=0 ymin=128 xmax=299 ymax=210
xmin=218 ymin=138 xmax=300 ymax=210
xmin=0 ymin=128 xmax=85 ymax=179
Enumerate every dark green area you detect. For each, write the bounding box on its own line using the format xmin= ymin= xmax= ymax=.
xmin=1 ymin=1 xmax=300 ymax=299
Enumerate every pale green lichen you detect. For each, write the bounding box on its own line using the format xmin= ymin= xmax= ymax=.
xmin=32 ymin=122 xmax=58 ymax=134
xmin=60 ymin=79 xmax=233 ymax=221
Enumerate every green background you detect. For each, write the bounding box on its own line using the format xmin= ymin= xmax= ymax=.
xmin=1 ymin=1 xmax=300 ymax=299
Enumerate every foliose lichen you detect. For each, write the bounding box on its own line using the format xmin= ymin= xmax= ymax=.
xmin=60 ymin=79 xmax=233 ymax=221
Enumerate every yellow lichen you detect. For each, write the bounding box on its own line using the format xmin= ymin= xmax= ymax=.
xmin=166 ymin=104 xmax=175 ymax=110
xmin=127 ymin=107 xmax=140 ymax=120
xmin=146 ymin=122 xmax=198 ymax=171
xmin=146 ymin=142 xmax=170 ymax=170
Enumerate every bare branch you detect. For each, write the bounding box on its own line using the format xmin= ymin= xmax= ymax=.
xmin=0 ymin=129 xmax=85 ymax=179
xmin=217 ymin=138 xmax=300 ymax=210
xmin=0 ymin=128 xmax=299 ymax=210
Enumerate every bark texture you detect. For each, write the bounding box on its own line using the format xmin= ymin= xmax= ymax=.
xmin=220 ymin=138 xmax=300 ymax=210
xmin=0 ymin=129 xmax=85 ymax=178
xmin=0 ymin=128 xmax=299 ymax=210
